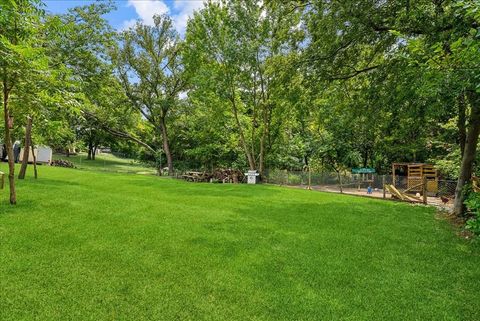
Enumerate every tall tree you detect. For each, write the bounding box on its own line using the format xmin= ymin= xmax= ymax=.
xmin=302 ymin=0 xmax=480 ymax=214
xmin=50 ymin=2 xmax=117 ymax=160
xmin=114 ymin=15 xmax=187 ymax=175
xmin=186 ymin=0 xmax=302 ymax=174
xmin=0 ymin=0 xmax=45 ymax=204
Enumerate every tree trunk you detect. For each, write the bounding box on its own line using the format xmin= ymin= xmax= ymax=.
xmin=258 ymin=103 xmax=271 ymax=176
xmin=230 ymin=94 xmax=256 ymax=170
xmin=31 ymin=140 xmax=37 ymax=179
xmin=458 ymin=92 xmax=466 ymax=156
xmin=454 ymin=92 xmax=480 ymax=216
xmin=18 ymin=116 xmax=33 ymax=179
xmin=259 ymin=133 xmax=265 ymax=175
xmin=257 ymin=52 xmax=269 ymax=175
xmin=3 ymin=81 xmax=16 ymax=204
xmin=337 ymin=169 xmax=343 ymax=193
xmin=87 ymin=141 xmax=93 ymax=160
xmin=159 ymin=117 xmax=173 ymax=175
xmin=259 ymin=121 xmax=268 ymax=176
xmin=363 ymin=148 xmax=369 ymax=168
xmin=92 ymin=145 xmax=97 ymax=160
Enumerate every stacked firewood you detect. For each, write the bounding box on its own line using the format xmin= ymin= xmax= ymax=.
xmin=181 ymin=169 xmax=244 ymax=183
xmin=212 ymin=169 xmax=244 ymax=183
xmin=181 ymin=171 xmax=211 ymax=182
xmin=50 ymin=159 xmax=76 ymax=168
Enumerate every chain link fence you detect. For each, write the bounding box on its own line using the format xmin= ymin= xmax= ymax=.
xmin=264 ymin=169 xmax=456 ymax=210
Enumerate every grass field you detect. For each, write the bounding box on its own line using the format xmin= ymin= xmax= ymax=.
xmin=0 ymin=162 xmax=479 ymax=320
xmin=53 ymin=152 xmax=157 ymax=175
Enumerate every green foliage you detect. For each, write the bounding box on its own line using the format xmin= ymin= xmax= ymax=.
xmin=184 ymin=0 xmax=303 ymax=171
xmin=287 ymin=173 xmax=302 ymax=185
xmin=2 ymin=0 xmax=480 ymax=200
xmin=465 ymin=188 xmax=480 ymax=235
xmin=1 ymin=166 xmax=480 ymax=319
xmin=113 ymin=14 xmax=187 ymax=171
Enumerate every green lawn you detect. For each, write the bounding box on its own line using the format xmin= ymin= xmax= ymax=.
xmin=53 ymin=152 xmax=157 ymax=175
xmin=0 ymin=165 xmax=479 ymax=320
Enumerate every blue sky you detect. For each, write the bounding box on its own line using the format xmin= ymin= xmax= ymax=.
xmin=43 ymin=0 xmax=206 ymax=33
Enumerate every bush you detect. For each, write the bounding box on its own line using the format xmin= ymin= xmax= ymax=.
xmin=464 ymin=188 xmax=480 ymax=236
xmin=287 ymin=173 xmax=302 ymax=185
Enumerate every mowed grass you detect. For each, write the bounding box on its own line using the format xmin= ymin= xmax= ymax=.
xmin=0 ymin=165 xmax=479 ymax=320
xmin=53 ymin=152 xmax=157 ymax=175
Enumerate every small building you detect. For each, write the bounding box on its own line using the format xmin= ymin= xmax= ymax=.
xmin=392 ymin=163 xmax=438 ymax=193
xmin=19 ymin=146 xmax=53 ymax=164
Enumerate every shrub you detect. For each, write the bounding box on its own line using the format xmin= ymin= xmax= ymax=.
xmin=464 ymin=188 xmax=480 ymax=236
xmin=287 ymin=173 xmax=302 ymax=185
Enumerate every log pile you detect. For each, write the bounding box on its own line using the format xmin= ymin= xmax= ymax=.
xmin=51 ymin=159 xmax=76 ymax=168
xmin=181 ymin=171 xmax=211 ymax=182
xmin=181 ymin=169 xmax=244 ymax=183
xmin=212 ymin=169 xmax=244 ymax=183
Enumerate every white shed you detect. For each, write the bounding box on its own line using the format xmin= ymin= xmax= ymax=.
xmin=19 ymin=146 xmax=52 ymax=164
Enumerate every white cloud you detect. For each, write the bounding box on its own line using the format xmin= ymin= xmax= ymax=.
xmin=121 ymin=18 xmax=138 ymax=31
xmin=123 ymin=0 xmax=207 ymax=35
xmin=171 ymin=1 xmax=206 ymax=33
xmin=126 ymin=0 xmax=170 ymax=26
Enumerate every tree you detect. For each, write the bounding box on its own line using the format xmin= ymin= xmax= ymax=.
xmin=114 ymin=15 xmax=187 ymax=175
xmin=185 ymin=0 xmax=302 ymax=174
xmin=18 ymin=116 xmax=33 ymax=179
xmin=49 ymin=2 xmax=117 ymax=160
xmin=0 ymin=0 xmax=46 ymax=204
xmin=377 ymin=0 xmax=480 ymax=215
xmin=302 ymin=0 xmax=480 ymax=215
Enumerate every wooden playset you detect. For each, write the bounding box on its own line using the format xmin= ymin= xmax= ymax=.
xmin=391 ymin=163 xmax=438 ymax=193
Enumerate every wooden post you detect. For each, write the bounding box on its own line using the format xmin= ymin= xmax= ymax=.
xmin=392 ymin=164 xmax=396 ymax=187
xmin=382 ymin=175 xmax=386 ymax=199
xmin=422 ymin=176 xmax=427 ymax=205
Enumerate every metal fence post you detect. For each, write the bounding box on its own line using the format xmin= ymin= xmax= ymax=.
xmin=308 ymin=167 xmax=312 ymax=190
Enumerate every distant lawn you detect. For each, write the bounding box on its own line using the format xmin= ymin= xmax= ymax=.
xmin=53 ymin=152 xmax=156 ymax=175
xmin=0 ymin=166 xmax=479 ymax=320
